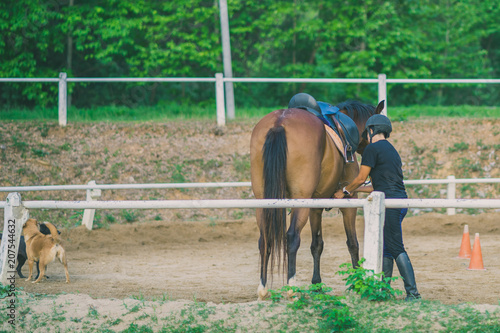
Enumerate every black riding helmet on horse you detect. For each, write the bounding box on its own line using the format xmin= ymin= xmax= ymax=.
xmin=288 ymin=92 xmax=322 ymax=116
xmin=288 ymin=93 xmax=360 ymax=161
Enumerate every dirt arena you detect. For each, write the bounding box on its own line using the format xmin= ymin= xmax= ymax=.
xmin=1 ymin=118 xmax=499 ymax=331
xmin=15 ymin=211 xmax=500 ymax=305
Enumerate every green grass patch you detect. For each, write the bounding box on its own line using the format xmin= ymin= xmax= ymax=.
xmin=2 ymin=104 xmax=500 ymax=123
xmin=389 ymin=105 xmax=500 ymax=121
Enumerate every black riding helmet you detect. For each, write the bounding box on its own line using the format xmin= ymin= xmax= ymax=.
xmin=362 ymin=114 xmax=392 ymax=142
xmin=288 ymin=93 xmax=321 ymax=115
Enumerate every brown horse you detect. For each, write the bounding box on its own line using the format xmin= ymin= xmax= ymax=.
xmin=250 ymin=100 xmax=384 ymax=299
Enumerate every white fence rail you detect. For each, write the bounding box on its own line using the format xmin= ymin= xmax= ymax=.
xmin=2 ymin=73 xmax=500 ymax=126
xmin=2 ymin=176 xmax=499 ymax=193
xmin=1 ymin=176 xmax=499 ymax=226
xmin=1 ymin=191 xmax=500 ymax=285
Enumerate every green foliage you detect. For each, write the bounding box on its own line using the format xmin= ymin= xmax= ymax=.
xmin=4 ymin=287 xmax=500 ymax=332
xmin=87 ymin=305 xmax=99 ymax=319
xmin=31 ymin=147 xmax=49 ymax=157
xmin=11 ymin=135 xmax=28 ymax=153
xmin=448 ymin=142 xmax=470 ymax=152
xmin=170 ymin=164 xmax=186 ymax=183
xmin=2 ymin=104 xmax=500 ymax=122
xmin=59 ymin=143 xmax=72 ymax=151
xmin=269 ymin=283 xmax=356 ymax=332
xmin=232 ymin=153 xmax=250 ymax=180
xmin=121 ymin=210 xmax=138 ymax=223
xmin=0 ymin=283 xmax=12 ymax=299
xmin=337 ymin=259 xmax=402 ymax=301
xmin=121 ymin=323 xmax=154 ymax=333
xmin=105 ymin=214 xmax=116 ymax=223
xmin=1 ymin=1 xmax=500 ymax=109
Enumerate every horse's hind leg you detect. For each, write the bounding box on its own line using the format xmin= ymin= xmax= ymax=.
xmin=286 ymin=207 xmax=310 ymax=286
xmin=309 ymin=208 xmax=324 ymax=284
xmin=340 ymin=207 xmax=360 ymax=268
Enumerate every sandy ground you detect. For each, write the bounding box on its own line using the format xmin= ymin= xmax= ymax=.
xmin=1 ymin=118 xmax=499 ymax=331
xmin=13 ymin=212 xmax=500 ymax=305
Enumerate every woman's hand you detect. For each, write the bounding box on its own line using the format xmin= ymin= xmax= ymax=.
xmin=334 ymin=190 xmax=345 ymax=199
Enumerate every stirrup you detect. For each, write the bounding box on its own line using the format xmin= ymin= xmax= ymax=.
xmin=344 ymin=145 xmax=356 ymax=163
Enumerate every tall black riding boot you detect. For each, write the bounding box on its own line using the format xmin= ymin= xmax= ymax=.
xmin=382 ymin=256 xmax=394 ymax=283
xmin=395 ymin=252 xmax=421 ymax=301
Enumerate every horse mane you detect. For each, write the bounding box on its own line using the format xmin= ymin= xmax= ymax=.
xmin=335 ymin=100 xmax=376 ymax=125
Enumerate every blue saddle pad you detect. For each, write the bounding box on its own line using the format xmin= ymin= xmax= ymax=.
xmin=317 ymin=102 xmax=360 ymax=155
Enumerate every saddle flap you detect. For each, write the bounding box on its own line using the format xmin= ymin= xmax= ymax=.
xmin=324 ymin=125 xmax=346 ymax=160
xmin=318 ymin=102 xmax=359 ymax=153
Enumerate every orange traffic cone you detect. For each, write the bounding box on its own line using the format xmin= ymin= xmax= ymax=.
xmin=467 ymin=233 xmax=486 ymax=270
xmin=458 ymin=225 xmax=471 ymax=259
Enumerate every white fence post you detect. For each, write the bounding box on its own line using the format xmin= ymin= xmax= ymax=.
xmin=0 ymin=193 xmax=30 ymax=284
xmin=362 ymin=191 xmax=385 ymax=274
xmin=378 ymin=74 xmax=387 ymax=116
xmin=447 ymin=175 xmax=456 ymax=215
xmin=218 ymin=0 xmax=235 ymax=120
xmin=81 ymin=181 xmax=102 ymax=230
xmin=215 ymin=73 xmax=226 ymax=127
xmin=58 ymin=72 xmax=68 ymax=127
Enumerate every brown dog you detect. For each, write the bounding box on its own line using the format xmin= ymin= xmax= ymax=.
xmin=22 ymin=218 xmax=70 ymax=283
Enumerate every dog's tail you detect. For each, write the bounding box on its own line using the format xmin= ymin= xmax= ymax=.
xmin=43 ymin=222 xmax=61 ymax=243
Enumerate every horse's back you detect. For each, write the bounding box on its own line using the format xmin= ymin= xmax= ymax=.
xmin=250 ymin=108 xmax=342 ymax=199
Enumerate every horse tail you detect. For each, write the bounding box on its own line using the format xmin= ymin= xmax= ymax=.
xmin=262 ymin=126 xmax=288 ymax=274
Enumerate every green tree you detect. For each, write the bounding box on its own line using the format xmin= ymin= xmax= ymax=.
xmin=0 ymin=0 xmax=64 ymax=107
xmin=0 ymin=0 xmax=499 ymax=110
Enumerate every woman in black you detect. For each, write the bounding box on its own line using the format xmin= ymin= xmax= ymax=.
xmin=334 ymin=114 xmax=421 ymax=300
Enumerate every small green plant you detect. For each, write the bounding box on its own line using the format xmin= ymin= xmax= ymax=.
xmin=0 ymin=282 xmax=12 ymax=299
xmin=127 ymin=304 xmax=142 ymax=314
xmin=12 ymin=135 xmax=29 ymax=153
xmin=448 ymin=142 xmax=469 ymax=152
xmin=94 ymin=219 xmax=110 ymax=230
xmin=121 ymin=323 xmax=154 ymax=333
xmin=31 ymin=147 xmax=49 ymax=157
xmin=409 ymin=139 xmax=425 ymax=155
xmin=38 ymin=123 xmax=51 ymax=137
xmin=232 ymin=153 xmax=251 ymax=180
xmin=121 ymin=210 xmax=138 ymax=223
xmin=171 ymin=164 xmax=186 ymax=183
xmin=59 ymin=142 xmax=72 ymax=151
xmin=108 ymin=318 xmax=122 ymax=326
xmin=456 ymin=157 xmax=482 ymax=174
xmin=269 ymin=283 xmax=356 ymax=332
xmin=337 ymin=258 xmax=402 ymax=301
xmin=110 ymin=162 xmax=124 ymax=179
xmin=105 ymin=214 xmax=116 ymax=223
xmin=69 ymin=210 xmax=84 ymax=221
xmin=231 ymin=210 xmax=244 ymax=220
xmin=87 ymin=305 xmax=99 ymax=319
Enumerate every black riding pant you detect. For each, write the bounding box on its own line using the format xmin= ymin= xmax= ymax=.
xmin=383 ymin=208 xmax=408 ymax=259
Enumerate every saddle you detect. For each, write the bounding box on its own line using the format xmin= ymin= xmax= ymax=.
xmin=310 ymin=102 xmax=360 ymax=162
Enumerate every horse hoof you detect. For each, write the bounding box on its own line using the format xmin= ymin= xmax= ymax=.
xmin=287 ymin=289 xmax=298 ymax=299
xmin=257 ymin=284 xmax=269 ymax=300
